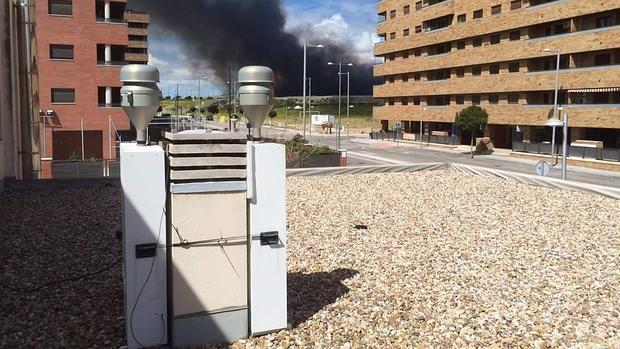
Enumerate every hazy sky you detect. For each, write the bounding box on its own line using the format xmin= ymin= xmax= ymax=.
xmin=147 ymin=0 xmax=378 ymax=97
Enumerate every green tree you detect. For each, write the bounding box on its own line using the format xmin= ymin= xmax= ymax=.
xmin=455 ymin=106 xmax=488 ymax=158
xmin=268 ymin=110 xmax=277 ymax=126
xmin=207 ymin=103 xmax=219 ymax=114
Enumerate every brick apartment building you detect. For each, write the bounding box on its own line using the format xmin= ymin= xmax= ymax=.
xmin=374 ymin=0 xmax=620 ymax=150
xmin=36 ymin=0 xmax=149 ymax=177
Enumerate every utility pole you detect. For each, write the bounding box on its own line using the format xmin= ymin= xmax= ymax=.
xmin=228 ymin=66 xmax=232 ymax=131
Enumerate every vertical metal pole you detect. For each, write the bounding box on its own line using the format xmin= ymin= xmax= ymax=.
xmin=175 ymin=83 xmax=179 ymax=132
xmin=308 ymin=77 xmax=312 ymax=137
xmin=551 ymin=50 xmax=560 ymax=159
xmin=346 ymin=71 xmax=350 ymax=141
xmin=562 ymin=113 xmax=568 ymax=180
xmin=302 ymin=43 xmax=307 ymax=139
xmin=108 ymin=115 xmax=112 ymax=160
xmin=198 ymin=76 xmax=201 ymax=116
xmin=228 ymin=66 xmax=232 ymax=131
xmin=419 ymin=107 xmax=423 ymax=149
xmin=337 ymin=62 xmax=342 ymax=150
xmin=81 ymin=119 xmax=85 ymax=160
xmin=42 ymin=117 xmax=46 ymax=159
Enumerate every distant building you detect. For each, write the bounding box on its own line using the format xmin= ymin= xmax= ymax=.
xmin=36 ymin=0 xmax=150 ymax=177
xmin=374 ymin=0 xmax=620 ymax=149
xmin=1 ymin=0 xmax=41 ymax=184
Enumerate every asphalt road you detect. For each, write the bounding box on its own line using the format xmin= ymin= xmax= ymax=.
xmin=269 ymin=127 xmax=620 ymax=188
xmin=190 ymin=121 xmax=620 ymax=188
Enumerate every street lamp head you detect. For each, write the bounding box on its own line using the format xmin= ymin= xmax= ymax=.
xmin=349 ymin=105 xmax=355 ymax=108
xmin=327 ymin=62 xmax=335 ymax=65
xmin=346 ymin=63 xmax=354 ymax=66
xmin=294 ymin=105 xmax=302 ymax=110
xmin=544 ymin=117 xmax=564 ymax=127
xmin=315 ymin=44 xmax=325 ymax=48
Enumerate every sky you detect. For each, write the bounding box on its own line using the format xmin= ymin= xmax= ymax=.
xmin=147 ymin=0 xmax=378 ymax=98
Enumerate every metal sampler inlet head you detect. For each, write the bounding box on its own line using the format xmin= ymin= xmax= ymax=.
xmin=237 ymin=66 xmax=274 ymax=139
xmin=120 ymin=65 xmax=161 ymax=144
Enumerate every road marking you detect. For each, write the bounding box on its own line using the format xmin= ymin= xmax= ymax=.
xmin=347 ymin=151 xmax=409 ymax=165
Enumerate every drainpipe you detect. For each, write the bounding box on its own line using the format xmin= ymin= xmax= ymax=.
xmin=9 ymin=0 xmax=23 ymax=179
xmin=19 ymin=0 xmax=41 ymax=179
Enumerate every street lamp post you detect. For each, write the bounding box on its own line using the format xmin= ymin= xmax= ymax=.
xmin=328 ymin=61 xmax=354 ymax=150
xmin=197 ymin=75 xmax=208 ymax=117
xmin=420 ymin=106 xmax=427 ymax=149
xmin=303 ymin=42 xmax=324 ymax=139
xmin=348 ymin=104 xmax=355 ymax=140
xmin=545 ymin=113 xmax=568 ymax=180
xmin=544 ymin=48 xmax=561 ymax=161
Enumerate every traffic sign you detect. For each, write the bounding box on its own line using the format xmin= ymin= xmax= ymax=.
xmin=535 ymin=161 xmax=551 ymax=177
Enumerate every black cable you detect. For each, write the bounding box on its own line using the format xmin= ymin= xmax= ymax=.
xmin=129 ymin=206 xmax=166 ymax=349
xmin=1 ymin=258 xmax=122 ymax=294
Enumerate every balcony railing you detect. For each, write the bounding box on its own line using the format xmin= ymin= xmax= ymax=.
xmin=98 ymin=103 xmax=122 ymax=108
xmin=97 ymin=60 xmax=126 ymax=66
xmin=96 ymin=17 xmax=126 ymax=24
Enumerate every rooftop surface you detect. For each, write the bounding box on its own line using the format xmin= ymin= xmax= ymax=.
xmin=1 ymin=171 xmax=618 ymax=347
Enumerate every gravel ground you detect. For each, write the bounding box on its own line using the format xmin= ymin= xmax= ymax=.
xmin=0 ymin=186 xmax=124 ymax=348
xmin=1 ymin=171 xmax=619 ymax=348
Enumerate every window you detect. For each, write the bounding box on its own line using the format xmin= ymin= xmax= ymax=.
xmin=388 ymin=76 xmax=395 ymax=83
xmin=509 ymin=30 xmax=521 ymax=41
xmin=390 ymin=10 xmax=396 ymax=19
xmin=413 ymin=97 xmax=421 ymax=105
xmin=456 ymin=96 xmax=465 ymax=104
xmin=490 ymin=64 xmax=500 ymax=74
xmin=457 ymin=14 xmax=466 ymax=23
xmin=390 ymin=32 xmax=396 ymax=40
xmin=388 ymin=98 xmax=395 ymax=106
xmin=49 ymin=0 xmax=72 ymax=15
xmin=402 ymin=74 xmax=409 ymax=82
xmin=472 ymin=66 xmax=482 ymax=76
xmin=404 ymin=5 xmax=410 ymax=15
xmin=472 ymin=95 xmax=481 ymax=105
xmin=491 ymin=5 xmax=501 ymax=15
xmin=402 ymin=97 xmax=409 ymax=105
xmin=413 ymin=72 xmax=421 ymax=81
xmin=508 ymin=62 xmax=520 ymax=72
xmin=594 ymin=54 xmax=611 ymax=66
xmin=49 ymin=44 xmax=74 ymax=60
xmin=490 ymin=34 xmax=500 ymax=44
xmin=510 ymin=0 xmax=522 ymax=10
xmin=455 ymin=68 xmax=465 ymax=77
xmin=51 ymin=88 xmax=75 ymax=103
xmin=415 ymin=1 xmax=422 ymax=10
xmin=508 ymin=94 xmax=519 ymax=104
xmin=473 ymin=9 xmax=483 ymax=19
xmin=413 ymin=48 xmax=422 ymax=56
xmin=596 ymin=16 xmax=613 ymax=28
xmin=457 ymin=40 xmax=465 ymax=50
xmin=403 ymin=51 xmax=409 ymax=59
xmin=415 ymin=25 xmax=422 ymax=33
xmin=489 ymin=94 xmax=499 ymax=104
xmin=473 ymin=37 xmax=482 ymax=47
xmin=404 ymin=28 xmax=410 ymax=36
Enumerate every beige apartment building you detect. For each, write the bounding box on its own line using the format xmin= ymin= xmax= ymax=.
xmin=374 ymin=0 xmax=620 ymax=150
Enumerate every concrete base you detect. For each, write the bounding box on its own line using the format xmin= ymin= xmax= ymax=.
xmin=173 ymin=308 xmax=248 ymax=347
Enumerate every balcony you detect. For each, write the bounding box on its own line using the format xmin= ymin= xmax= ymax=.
xmin=128 ymin=27 xmax=148 ymax=36
xmin=128 ymin=40 xmax=148 ymax=49
xmin=125 ymin=52 xmax=148 ymax=63
xmin=124 ymin=10 xmax=150 ymax=23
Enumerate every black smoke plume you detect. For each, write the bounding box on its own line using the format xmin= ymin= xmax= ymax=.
xmin=128 ymin=0 xmax=374 ymax=96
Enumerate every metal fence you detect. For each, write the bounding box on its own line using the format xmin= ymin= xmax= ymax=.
xmin=512 ymin=141 xmax=620 ymax=162
xmin=51 ymin=160 xmax=120 ymax=179
xmin=369 ymin=131 xmax=456 ymax=145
